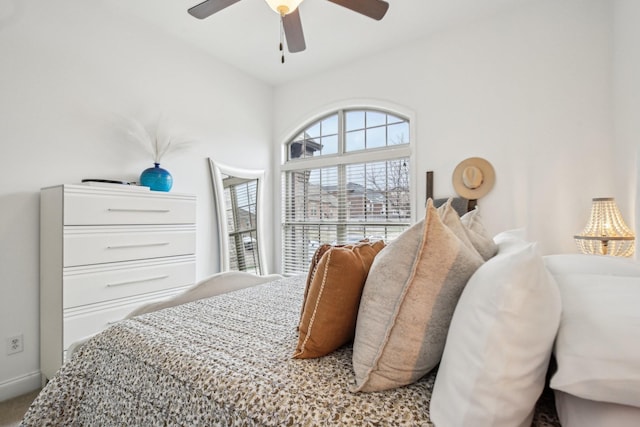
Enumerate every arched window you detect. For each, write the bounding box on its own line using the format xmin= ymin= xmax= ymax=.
xmin=281 ymin=108 xmax=413 ymax=274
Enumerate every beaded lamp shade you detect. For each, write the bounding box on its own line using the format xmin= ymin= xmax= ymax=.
xmin=574 ymin=197 xmax=635 ymax=257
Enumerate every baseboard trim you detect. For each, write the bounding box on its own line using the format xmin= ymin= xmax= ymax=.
xmin=0 ymin=371 xmax=41 ymax=402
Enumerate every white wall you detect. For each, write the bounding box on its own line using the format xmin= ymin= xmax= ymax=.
xmin=2 ymin=0 xmax=636 ymax=403
xmin=273 ymin=0 xmax=616 ymax=264
xmin=613 ymin=0 xmax=640 ymax=258
xmin=0 ymin=1 xmax=273 ymax=399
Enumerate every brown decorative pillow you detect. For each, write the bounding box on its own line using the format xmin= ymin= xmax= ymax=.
xmin=352 ymin=200 xmax=484 ymax=392
xmin=299 ymin=243 xmax=334 ymax=325
xmin=299 ymin=239 xmax=372 ymax=327
xmin=294 ymin=240 xmax=385 ymax=359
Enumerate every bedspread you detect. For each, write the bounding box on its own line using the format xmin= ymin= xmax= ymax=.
xmin=22 ymin=275 xmax=560 ymax=426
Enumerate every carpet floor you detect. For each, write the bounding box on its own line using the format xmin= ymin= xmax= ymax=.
xmin=0 ymin=390 xmax=40 ymax=427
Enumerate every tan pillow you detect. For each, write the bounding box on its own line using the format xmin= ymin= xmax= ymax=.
xmin=294 ymin=240 xmax=385 ymax=359
xmin=438 ymin=199 xmax=482 ymax=257
xmin=352 ymin=200 xmax=484 ymax=392
xmin=460 ymin=206 xmax=498 ymax=260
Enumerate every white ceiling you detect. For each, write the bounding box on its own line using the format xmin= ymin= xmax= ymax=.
xmin=105 ymin=0 xmax=536 ymax=86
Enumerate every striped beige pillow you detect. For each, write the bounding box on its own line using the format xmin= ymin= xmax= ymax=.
xmin=352 ymin=199 xmax=484 ymax=392
xmin=460 ymin=205 xmax=498 ymax=260
xmin=438 ymin=199 xmax=482 ymax=256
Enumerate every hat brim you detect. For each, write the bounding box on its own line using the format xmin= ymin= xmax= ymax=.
xmin=452 ymin=157 xmax=495 ymax=200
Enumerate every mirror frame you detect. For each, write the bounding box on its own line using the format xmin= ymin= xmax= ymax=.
xmin=209 ymin=158 xmax=268 ymax=275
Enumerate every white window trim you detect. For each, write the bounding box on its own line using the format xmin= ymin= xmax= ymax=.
xmin=278 ymin=99 xmax=418 ymax=223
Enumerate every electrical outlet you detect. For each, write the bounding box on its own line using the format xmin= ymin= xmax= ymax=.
xmin=6 ymin=334 xmax=23 ymax=355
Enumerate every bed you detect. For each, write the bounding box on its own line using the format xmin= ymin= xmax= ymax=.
xmin=21 ymin=198 xmax=640 ymax=426
xmin=21 ymin=273 xmax=560 ymax=426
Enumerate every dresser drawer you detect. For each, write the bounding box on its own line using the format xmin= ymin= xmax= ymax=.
xmin=63 ymin=257 xmax=195 ymax=308
xmin=62 ymin=286 xmax=189 ymax=352
xmin=40 ymin=184 xmax=198 ymax=381
xmin=63 ymin=189 xmax=195 ymax=225
xmin=64 ymin=225 xmax=195 ymax=267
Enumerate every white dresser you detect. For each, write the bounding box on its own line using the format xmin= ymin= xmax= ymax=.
xmin=40 ymin=184 xmax=196 ymax=382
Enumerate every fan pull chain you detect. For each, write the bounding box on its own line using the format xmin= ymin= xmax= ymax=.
xmin=279 ymin=15 xmax=285 ymax=64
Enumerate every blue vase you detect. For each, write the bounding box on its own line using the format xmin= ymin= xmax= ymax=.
xmin=140 ymin=163 xmax=173 ymax=192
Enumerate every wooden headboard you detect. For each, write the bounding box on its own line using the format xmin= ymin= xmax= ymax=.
xmin=426 ymin=171 xmax=476 ymax=216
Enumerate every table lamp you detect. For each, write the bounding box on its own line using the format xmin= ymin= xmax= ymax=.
xmin=574 ymin=197 xmax=635 ymax=257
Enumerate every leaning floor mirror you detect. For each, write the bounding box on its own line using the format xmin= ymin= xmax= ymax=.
xmin=209 ymin=158 xmax=267 ymax=275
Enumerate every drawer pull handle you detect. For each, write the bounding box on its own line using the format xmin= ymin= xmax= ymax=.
xmin=106 ymin=242 xmax=169 ymax=249
xmin=107 ymin=208 xmax=171 ymax=213
xmin=106 ymin=275 xmax=169 ymax=287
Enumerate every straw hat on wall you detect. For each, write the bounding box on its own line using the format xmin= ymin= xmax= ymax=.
xmin=452 ymin=157 xmax=495 ymax=200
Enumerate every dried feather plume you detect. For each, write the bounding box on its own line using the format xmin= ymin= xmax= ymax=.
xmin=121 ymin=115 xmax=195 ymax=164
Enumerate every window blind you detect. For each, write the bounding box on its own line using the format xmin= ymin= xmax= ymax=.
xmin=282 ymin=158 xmax=411 ymax=274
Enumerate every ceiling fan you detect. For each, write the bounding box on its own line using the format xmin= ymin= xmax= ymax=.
xmin=187 ymin=0 xmax=389 ymax=56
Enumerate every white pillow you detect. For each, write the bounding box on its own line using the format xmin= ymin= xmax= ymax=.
xmin=550 ymin=273 xmax=640 ymax=408
xmin=544 ymin=253 xmax=640 ymax=277
xmin=126 ymin=271 xmax=283 ymax=317
xmin=430 ymin=240 xmax=561 ymax=427
xmin=555 ymin=390 xmax=640 ymax=427
xmin=493 ymin=228 xmax=527 ymax=244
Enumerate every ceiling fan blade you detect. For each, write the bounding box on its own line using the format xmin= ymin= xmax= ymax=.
xmin=282 ymin=8 xmax=306 ymax=53
xmin=327 ymin=0 xmax=389 ymax=20
xmin=188 ymin=0 xmax=242 ymax=19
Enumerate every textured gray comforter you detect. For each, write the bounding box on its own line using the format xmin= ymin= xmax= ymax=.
xmin=22 ymin=275 xmax=560 ymax=426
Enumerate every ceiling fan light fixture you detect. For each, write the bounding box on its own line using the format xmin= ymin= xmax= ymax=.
xmin=265 ymin=0 xmax=303 ymax=15
xmin=188 ymin=0 xmax=389 ymax=57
